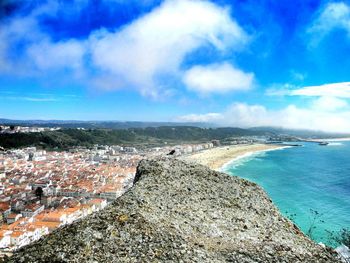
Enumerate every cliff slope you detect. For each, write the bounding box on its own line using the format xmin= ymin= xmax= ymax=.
xmin=7 ymin=158 xmax=339 ymax=262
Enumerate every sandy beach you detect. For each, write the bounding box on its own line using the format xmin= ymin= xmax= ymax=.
xmin=184 ymin=144 xmax=286 ymax=170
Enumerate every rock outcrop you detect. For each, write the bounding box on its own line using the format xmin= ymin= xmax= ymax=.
xmin=7 ymin=158 xmax=339 ymax=262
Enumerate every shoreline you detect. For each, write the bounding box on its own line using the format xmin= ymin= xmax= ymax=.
xmin=184 ymin=143 xmax=288 ymax=171
xmin=317 ymin=137 xmax=350 ymax=142
xmin=219 ymin=145 xmax=291 ymax=172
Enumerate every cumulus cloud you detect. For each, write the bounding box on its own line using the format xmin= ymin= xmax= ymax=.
xmin=308 ymin=2 xmax=350 ymax=44
xmin=311 ymin=96 xmax=348 ymax=112
xmin=0 ymin=0 xmax=249 ymax=99
xmin=265 ymin=83 xmax=350 ymax=124
xmin=177 ymin=101 xmax=350 ymax=133
xmin=183 ymin=62 xmax=254 ymax=94
xmin=27 ymin=40 xmax=86 ymax=71
xmin=90 ymin=0 xmax=248 ymax=98
xmin=0 ymin=1 xmax=86 ymax=75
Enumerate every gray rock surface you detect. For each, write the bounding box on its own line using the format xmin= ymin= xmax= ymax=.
xmin=6 ymin=157 xmax=340 ymax=262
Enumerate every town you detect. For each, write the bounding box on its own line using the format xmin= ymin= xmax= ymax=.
xmin=0 ymin=125 xmax=60 ymax=134
xmin=0 ymin=141 xmax=217 ymax=254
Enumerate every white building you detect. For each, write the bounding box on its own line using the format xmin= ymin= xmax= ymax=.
xmin=0 ymin=232 xmax=11 ymax=249
xmin=21 ymin=204 xmax=45 ymax=218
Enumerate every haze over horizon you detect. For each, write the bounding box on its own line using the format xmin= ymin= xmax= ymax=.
xmin=1 ymin=0 xmax=350 ymax=132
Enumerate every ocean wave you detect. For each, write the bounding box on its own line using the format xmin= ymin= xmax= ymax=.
xmin=223 ymin=151 xmax=262 ymax=170
xmin=220 ymin=146 xmax=291 ymax=172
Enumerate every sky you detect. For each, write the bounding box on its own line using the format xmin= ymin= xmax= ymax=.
xmin=1 ymin=0 xmax=350 ymax=132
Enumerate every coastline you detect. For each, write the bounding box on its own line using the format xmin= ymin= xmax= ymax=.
xmin=318 ymin=137 xmax=350 ymax=142
xmin=219 ymin=145 xmax=291 ymax=172
xmin=184 ymin=143 xmax=288 ymax=171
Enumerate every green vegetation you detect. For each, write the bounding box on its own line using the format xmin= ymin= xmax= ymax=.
xmin=129 ymin=126 xmax=261 ymax=141
xmin=306 ymin=209 xmax=325 ymax=240
xmin=285 ymin=209 xmax=350 ymax=249
xmin=0 ymin=126 xmax=266 ymax=150
xmin=0 ymin=129 xmax=135 ymax=150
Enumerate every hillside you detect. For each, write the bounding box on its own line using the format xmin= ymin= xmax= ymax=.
xmin=0 ymin=119 xmax=211 ymax=129
xmin=6 ymin=158 xmax=339 ymax=262
xmin=0 ymin=127 xmax=266 ymax=150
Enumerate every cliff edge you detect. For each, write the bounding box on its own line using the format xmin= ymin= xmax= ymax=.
xmin=6 ymin=158 xmax=339 ymax=262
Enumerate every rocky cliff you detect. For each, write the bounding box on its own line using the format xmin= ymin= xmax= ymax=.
xmin=7 ymin=158 xmax=339 ymax=262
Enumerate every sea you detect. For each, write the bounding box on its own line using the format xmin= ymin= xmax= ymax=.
xmin=222 ymin=141 xmax=350 ymax=247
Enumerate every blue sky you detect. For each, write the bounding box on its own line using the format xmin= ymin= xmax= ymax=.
xmin=1 ymin=0 xmax=350 ymax=132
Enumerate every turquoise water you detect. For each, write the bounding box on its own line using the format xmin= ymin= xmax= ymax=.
xmin=223 ymin=142 xmax=350 ymax=247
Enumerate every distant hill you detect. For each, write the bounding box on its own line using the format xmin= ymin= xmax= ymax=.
xmin=0 ymin=118 xmax=350 ymax=138
xmin=0 ymin=124 xmax=349 ymax=150
xmin=1 ymin=119 xmax=348 ymax=139
xmin=249 ymin=126 xmax=350 ymax=139
xmin=0 ymin=119 xmax=213 ymax=129
xmin=0 ymin=126 xmax=269 ymax=150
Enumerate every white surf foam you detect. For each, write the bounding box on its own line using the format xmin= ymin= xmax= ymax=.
xmin=328 ymin=142 xmax=343 ymax=146
xmin=219 ymin=146 xmax=292 ymax=172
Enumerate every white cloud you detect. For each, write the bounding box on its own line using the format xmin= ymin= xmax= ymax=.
xmin=0 ymin=2 xmax=85 ymax=75
xmin=177 ymin=101 xmax=350 ymax=133
xmin=183 ymin=62 xmax=254 ymax=94
xmin=223 ymin=103 xmax=272 ymax=127
xmin=312 ymin=96 xmax=348 ymax=112
xmin=0 ymin=0 xmax=250 ymax=99
xmin=89 ymin=0 xmax=248 ymax=98
xmin=265 ymin=83 xmax=350 ymax=122
xmin=27 ymin=40 xmax=86 ymax=71
xmin=177 ymin=112 xmax=224 ymax=122
xmin=267 ymin=82 xmax=350 ymax=99
xmin=0 ymin=16 xmax=40 ymax=74
xmin=308 ymin=2 xmax=350 ymax=44
xmin=290 ymin=82 xmax=350 ymax=98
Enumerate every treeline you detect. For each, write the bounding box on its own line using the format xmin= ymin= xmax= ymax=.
xmin=0 ymin=126 xmax=267 ymax=150
xmin=129 ymin=126 xmax=263 ymax=140
xmin=0 ymin=129 xmax=136 ymax=150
